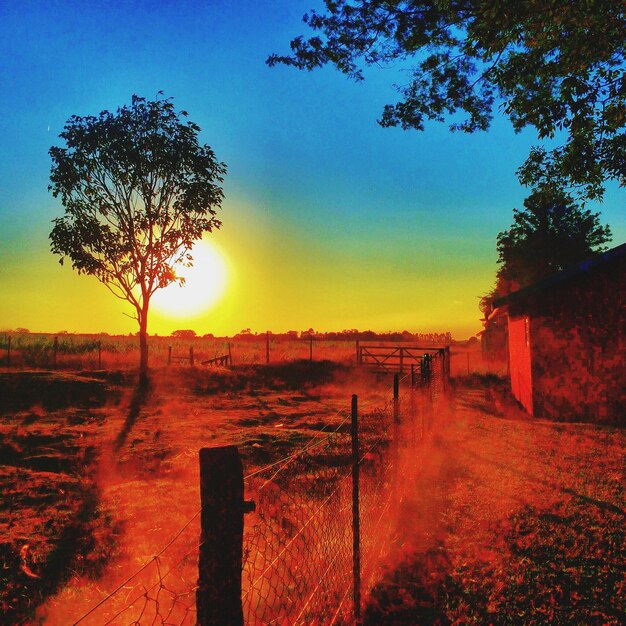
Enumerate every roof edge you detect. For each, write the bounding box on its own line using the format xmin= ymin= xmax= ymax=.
xmin=492 ymin=241 xmax=626 ymax=308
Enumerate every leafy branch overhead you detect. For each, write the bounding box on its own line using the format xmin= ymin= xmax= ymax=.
xmin=268 ymin=1 xmax=626 ymax=201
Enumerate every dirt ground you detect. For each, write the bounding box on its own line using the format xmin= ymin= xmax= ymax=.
xmin=1 ymin=362 xmax=392 ymax=624
xmin=364 ymin=377 xmax=626 ymax=625
xmin=1 ymin=366 xmax=624 ymax=625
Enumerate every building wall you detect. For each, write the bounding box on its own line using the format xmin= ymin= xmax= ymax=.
xmin=507 ymin=315 xmax=533 ymax=414
xmin=518 ymin=258 xmax=625 ymax=423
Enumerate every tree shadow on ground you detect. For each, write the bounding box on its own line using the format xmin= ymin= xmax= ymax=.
xmin=114 ymin=378 xmax=151 ymax=451
xmin=1 ymin=479 xmax=120 ymax=624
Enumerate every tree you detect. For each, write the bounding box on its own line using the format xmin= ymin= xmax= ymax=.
xmin=268 ymin=1 xmax=626 ymax=201
xmin=171 ymin=329 xmax=197 ymax=339
xmin=481 ymin=189 xmax=611 ymax=312
xmin=49 ymin=95 xmax=226 ymax=379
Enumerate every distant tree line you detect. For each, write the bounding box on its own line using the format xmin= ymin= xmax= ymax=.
xmin=183 ymin=328 xmax=455 ymax=343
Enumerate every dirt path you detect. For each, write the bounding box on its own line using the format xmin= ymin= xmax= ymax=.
xmin=35 ymin=365 xmax=392 ymax=624
xmin=364 ymin=383 xmax=626 ymax=625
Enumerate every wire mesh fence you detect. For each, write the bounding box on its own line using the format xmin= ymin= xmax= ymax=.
xmin=70 ymin=513 xmax=201 ymax=625
xmin=241 ymin=417 xmax=355 ymax=625
xmin=65 ymin=353 xmax=447 ymax=625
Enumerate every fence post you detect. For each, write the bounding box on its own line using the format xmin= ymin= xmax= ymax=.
xmin=190 ymin=346 xmax=194 ymax=366
xmin=53 ymin=336 xmax=58 ymax=369
xmin=351 ymin=394 xmax=361 ymax=624
xmin=393 ymin=373 xmax=400 ymax=423
xmin=197 ymin=446 xmax=246 ymax=626
xmin=168 ymin=346 xmax=172 ymax=365
xmin=444 ymin=346 xmax=451 ymax=392
xmin=266 ymin=331 xmax=270 ymax=364
xmin=6 ymin=335 xmax=11 ymax=367
xmin=228 ymin=342 xmax=232 ymax=366
xmin=411 ymin=363 xmax=415 ymax=387
xmin=309 ymin=334 xmax=313 ymax=362
xmin=399 ymin=347 xmax=404 ymax=374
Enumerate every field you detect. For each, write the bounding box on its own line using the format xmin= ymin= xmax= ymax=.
xmin=0 ymin=339 xmax=623 ymax=625
xmin=0 ymin=332 xmax=501 ymax=376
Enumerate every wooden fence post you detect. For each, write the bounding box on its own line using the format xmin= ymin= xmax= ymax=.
xmin=53 ymin=336 xmax=58 ymax=368
xmin=6 ymin=335 xmax=11 ymax=367
xmin=444 ymin=346 xmax=451 ymax=392
xmin=351 ymin=394 xmax=361 ymax=624
xmin=168 ymin=346 xmax=172 ymax=365
xmin=393 ymin=373 xmax=400 ymax=423
xmin=197 ymin=446 xmax=247 ymax=626
xmin=266 ymin=331 xmax=270 ymax=364
xmin=190 ymin=346 xmax=194 ymax=366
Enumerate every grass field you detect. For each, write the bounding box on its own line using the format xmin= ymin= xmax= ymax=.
xmin=1 ymin=350 xmax=621 ymax=625
xmin=0 ymin=331 xmax=503 ymax=376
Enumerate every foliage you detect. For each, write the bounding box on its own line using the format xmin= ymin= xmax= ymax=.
xmin=269 ymin=1 xmax=626 ymax=201
xmin=481 ymin=189 xmax=611 ymax=311
xmin=171 ymin=329 xmax=197 ymax=339
xmin=496 ymin=189 xmax=612 ymax=288
xmin=48 ymin=94 xmax=226 ymax=374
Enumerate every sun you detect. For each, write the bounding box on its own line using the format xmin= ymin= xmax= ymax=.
xmin=151 ymin=240 xmax=229 ymax=318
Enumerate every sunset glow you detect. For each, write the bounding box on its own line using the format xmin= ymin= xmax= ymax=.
xmin=151 ymin=241 xmax=229 ymax=319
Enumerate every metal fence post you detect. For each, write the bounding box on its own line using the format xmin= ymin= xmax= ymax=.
xmin=197 ymin=446 xmax=246 ymax=626
xmin=351 ymin=394 xmax=361 ymax=624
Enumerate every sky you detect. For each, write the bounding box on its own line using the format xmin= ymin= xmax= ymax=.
xmin=0 ymin=0 xmax=624 ymax=340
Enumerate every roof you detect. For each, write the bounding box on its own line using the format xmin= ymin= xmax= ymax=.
xmin=492 ymin=241 xmax=626 ymax=308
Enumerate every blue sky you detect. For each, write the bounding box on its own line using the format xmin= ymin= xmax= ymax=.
xmin=0 ymin=0 xmax=624 ymax=337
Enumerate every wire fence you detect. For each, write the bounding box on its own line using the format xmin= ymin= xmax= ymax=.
xmin=66 ymin=354 xmax=447 ymax=625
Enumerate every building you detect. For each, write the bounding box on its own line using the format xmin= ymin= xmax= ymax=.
xmin=493 ymin=242 xmax=626 ymax=423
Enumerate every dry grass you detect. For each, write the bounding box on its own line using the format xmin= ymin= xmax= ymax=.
xmin=1 ymin=357 xmax=623 ymax=625
xmin=364 ymin=378 xmax=626 ymax=625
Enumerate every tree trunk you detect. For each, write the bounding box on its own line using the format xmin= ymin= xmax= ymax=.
xmin=138 ymin=305 xmax=149 ymax=384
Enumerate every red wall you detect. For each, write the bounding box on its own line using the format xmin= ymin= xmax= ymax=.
xmin=507 ymin=250 xmax=625 ymax=423
xmin=508 ymin=315 xmax=533 ymax=415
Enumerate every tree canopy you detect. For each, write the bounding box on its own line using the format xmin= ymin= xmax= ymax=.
xmin=49 ymin=94 xmax=226 ymax=376
xmin=480 ymin=189 xmax=611 ymax=315
xmin=269 ymin=1 xmax=626 ymax=201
